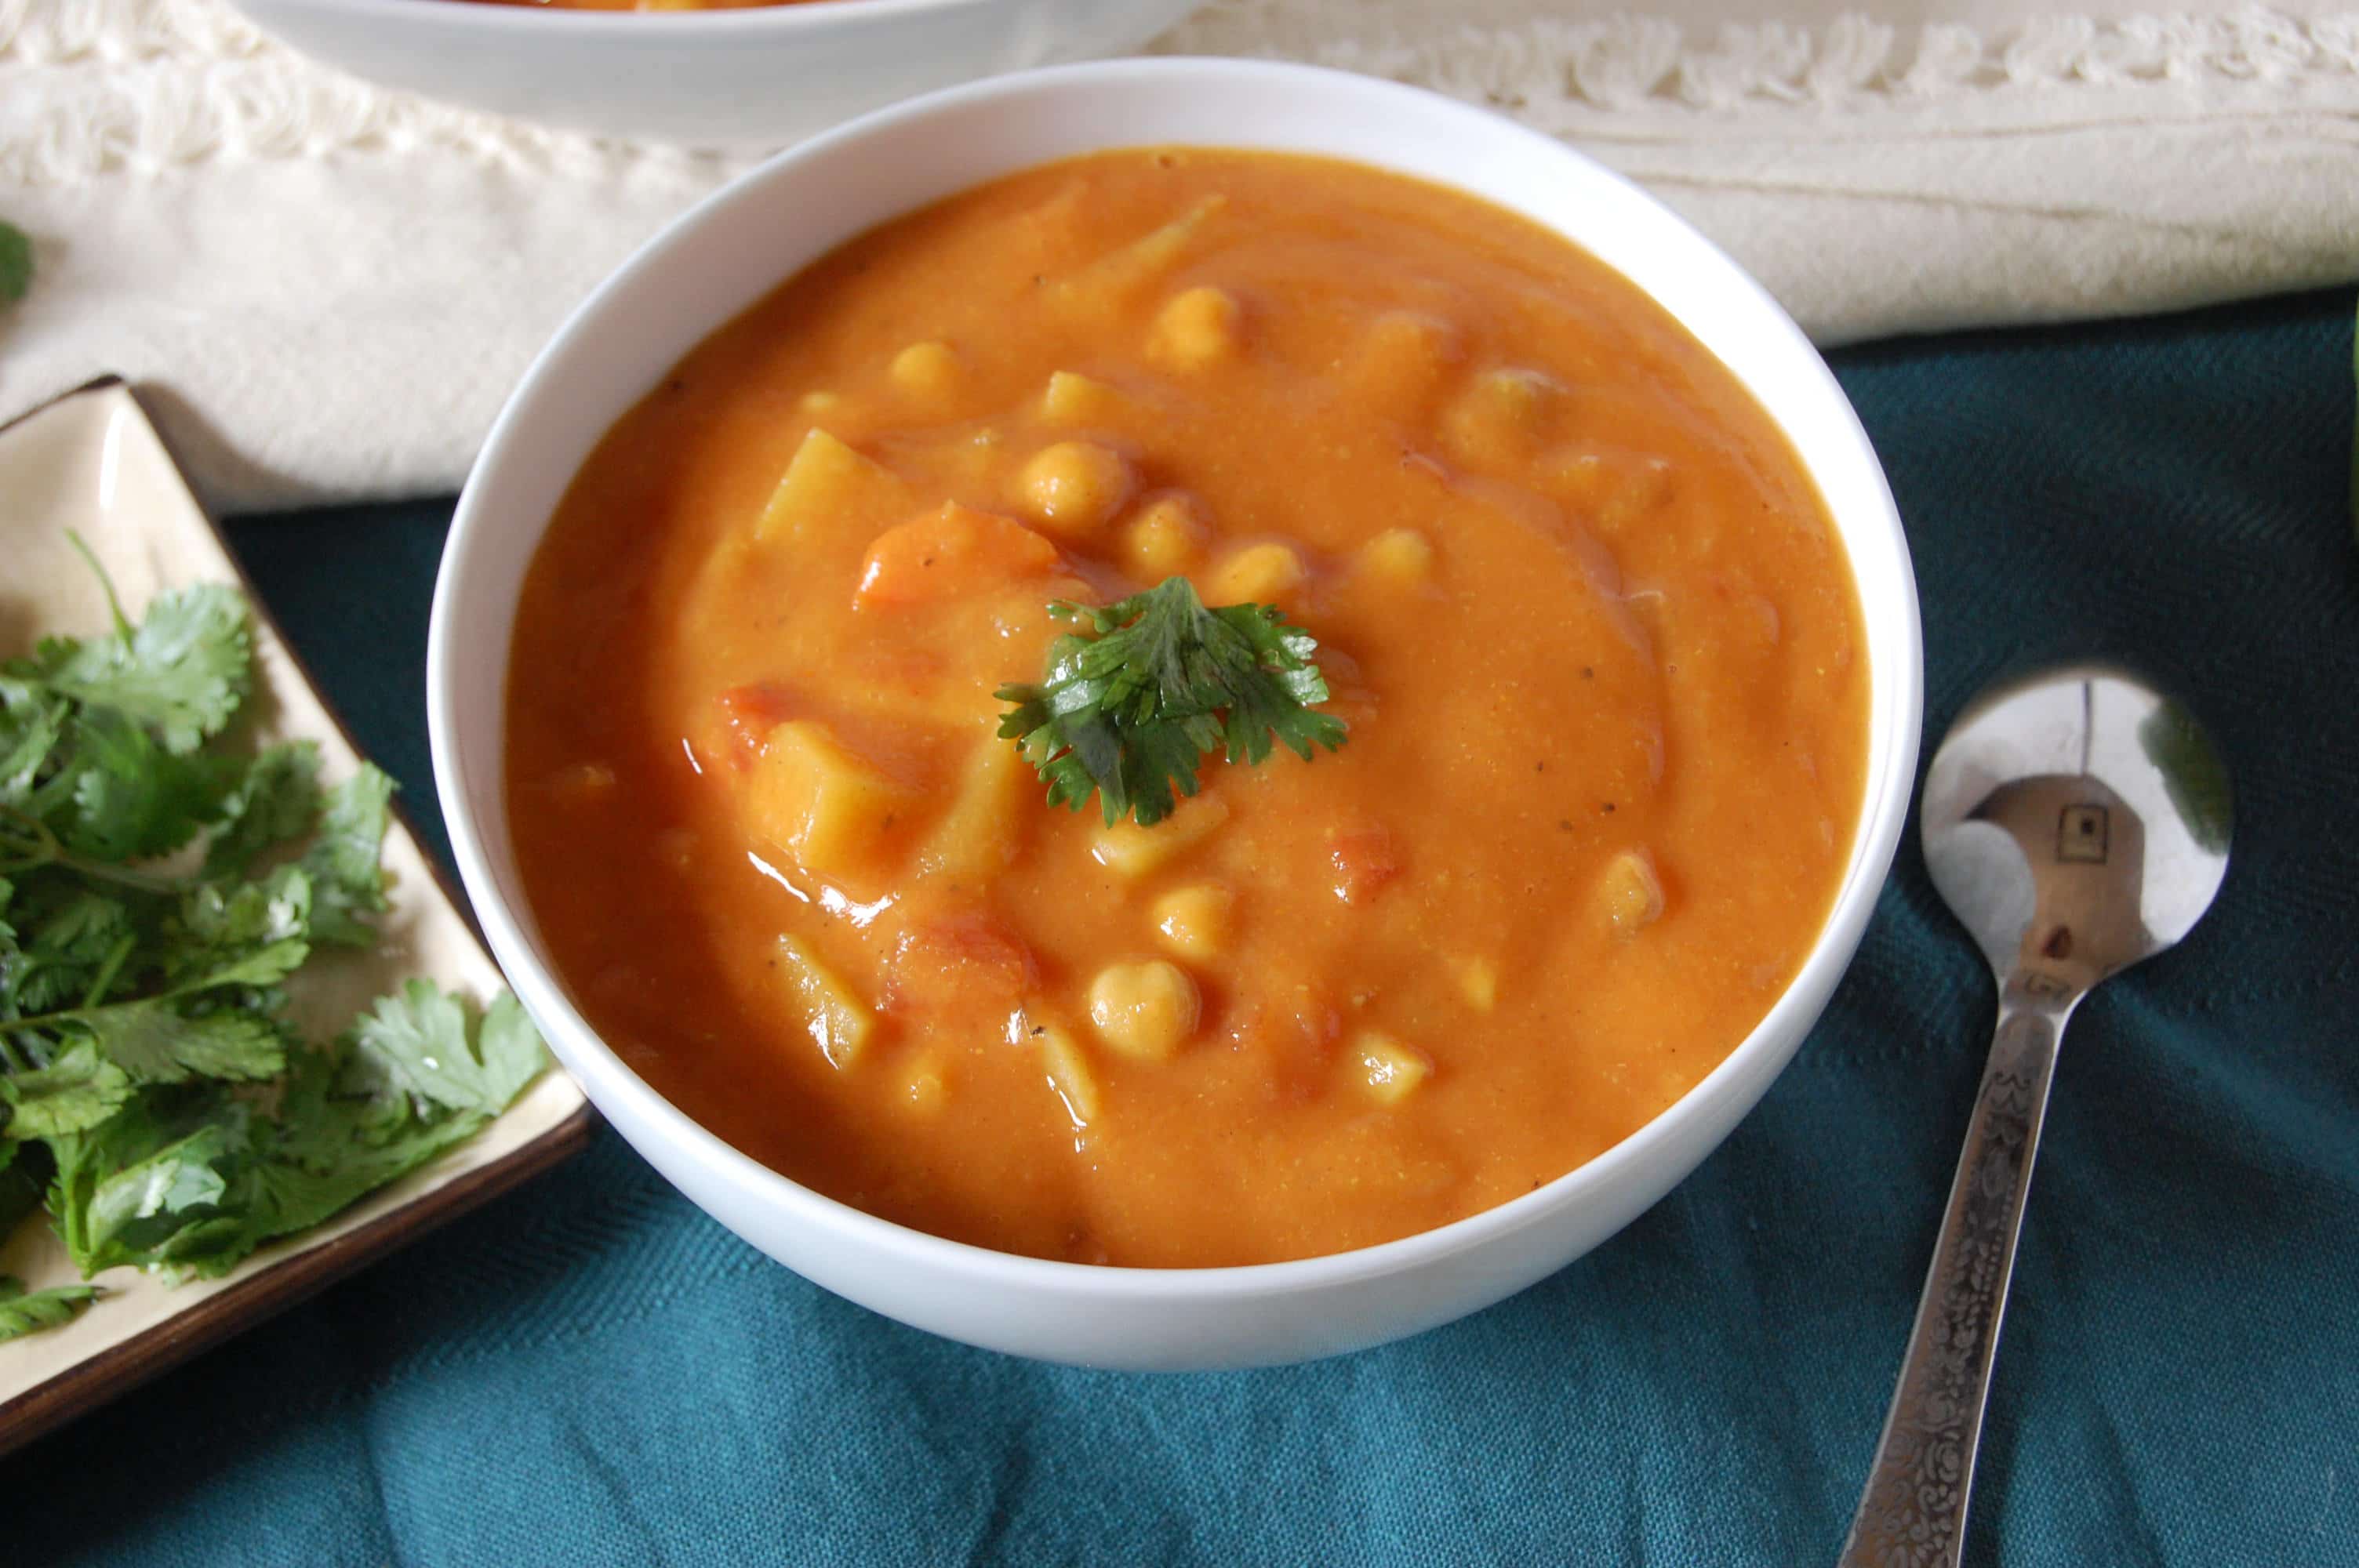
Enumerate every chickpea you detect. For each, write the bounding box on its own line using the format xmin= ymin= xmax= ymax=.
xmin=1598 ymin=848 xmax=1666 ymax=934
xmin=889 ymin=340 xmax=960 ymax=399
xmin=1087 ymin=959 xmax=1201 ymax=1062
xmin=1149 ymin=285 xmax=1244 ymax=370
xmin=1016 ymin=441 xmax=1133 ymax=537
xmin=1119 ymin=494 xmax=1209 ymax=579
xmin=1150 ymin=883 xmax=1233 ymax=960
xmin=1354 ymin=528 xmax=1435 ymax=588
xmin=1207 ymin=541 xmax=1307 ymax=604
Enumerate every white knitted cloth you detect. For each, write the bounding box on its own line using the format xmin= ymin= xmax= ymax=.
xmin=2 ymin=0 xmax=2355 ymax=510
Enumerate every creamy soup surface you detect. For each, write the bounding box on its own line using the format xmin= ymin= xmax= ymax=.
xmin=506 ymin=149 xmax=1868 ymax=1267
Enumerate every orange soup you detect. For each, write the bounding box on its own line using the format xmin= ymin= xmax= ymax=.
xmin=506 ymin=150 xmax=1867 ymax=1267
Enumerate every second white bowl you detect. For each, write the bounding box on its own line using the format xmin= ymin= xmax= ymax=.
xmin=231 ymin=0 xmax=1203 ymax=146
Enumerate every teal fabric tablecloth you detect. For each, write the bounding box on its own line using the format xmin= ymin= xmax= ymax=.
xmin=8 ymin=289 xmax=2356 ymax=1567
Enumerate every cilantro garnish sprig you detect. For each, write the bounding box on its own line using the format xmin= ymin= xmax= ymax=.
xmin=995 ymin=575 xmax=1347 ymax=827
xmin=0 ymin=545 xmax=547 ymax=1341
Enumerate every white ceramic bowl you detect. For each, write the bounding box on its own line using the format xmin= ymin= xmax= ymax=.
xmin=230 ymin=0 xmax=1201 ymax=146
xmin=429 ymin=58 xmax=1924 ymax=1370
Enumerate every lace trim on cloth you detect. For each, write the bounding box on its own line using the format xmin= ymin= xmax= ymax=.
xmin=1168 ymin=0 xmax=2359 ymax=107
xmin=1 ymin=0 xmax=2356 ymax=183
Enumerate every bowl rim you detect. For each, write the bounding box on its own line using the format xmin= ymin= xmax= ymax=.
xmin=256 ymin=0 xmax=992 ymax=31
xmin=429 ymin=55 xmax=1923 ymax=1301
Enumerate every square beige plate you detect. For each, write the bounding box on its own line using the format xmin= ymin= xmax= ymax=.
xmin=0 ymin=380 xmax=594 ymax=1457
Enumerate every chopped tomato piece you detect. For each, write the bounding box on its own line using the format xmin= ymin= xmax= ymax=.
xmin=883 ymin=909 xmax=1040 ymax=1018
xmin=715 ymin=682 xmax=798 ymax=768
xmin=1327 ymin=826 xmax=1400 ymax=906
xmin=854 ymin=503 xmax=1061 ymax=608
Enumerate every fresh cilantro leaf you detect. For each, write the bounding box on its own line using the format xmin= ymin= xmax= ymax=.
xmin=20 ymin=582 xmax=249 ymax=755
xmin=0 ymin=1040 xmax=133 ymax=1138
xmin=300 ymin=766 xmax=393 ymax=946
xmin=171 ymin=866 xmax=312 ymax=975
xmin=995 ymin=575 xmax=1347 ymax=826
xmin=0 ymin=885 xmax=136 ymax=1016
xmin=45 ymin=1085 xmax=253 ymax=1274
xmin=51 ymin=706 xmax=226 ymax=863
xmin=343 ymin=983 xmax=547 ymax=1122
xmin=0 ymin=681 xmax=66 ymax=804
xmin=204 ymin=742 xmax=322 ymax=878
xmin=0 ymin=1279 xmax=102 ymax=1342
xmin=79 ymin=1000 xmax=291 ymax=1086
xmin=0 ymin=220 xmax=29 ymax=305
xmin=79 ymin=1120 xmax=242 ymax=1268
xmin=241 ymin=1112 xmax=487 ymax=1258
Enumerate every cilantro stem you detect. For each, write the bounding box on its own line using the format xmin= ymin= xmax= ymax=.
xmin=0 ymin=805 xmax=184 ymax=895
xmin=78 ymin=932 xmax=137 ymax=1011
xmin=64 ymin=532 xmax=133 ymax=640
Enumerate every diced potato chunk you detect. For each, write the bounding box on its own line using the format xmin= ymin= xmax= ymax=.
xmin=900 ymin=1050 xmax=948 ymax=1114
xmin=774 ymin=934 xmax=874 ymax=1069
xmin=1206 ymin=542 xmax=1307 ymax=604
xmin=1598 ymin=847 xmax=1666 ymax=933
xmin=1041 ymin=370 xmax=1129 ymax=426
xmin=1148 ymin=285 xmax=1243 ymax=371
xmin=1087 ymin=960 xmax=1201 ymax=1062
xmin=1051 ymin=196 xmax=1226 ymax=310
xmin=757 ymin=430 xmax=914 ymax=546
xmin=548 ymin=760 xmax=617 ymax=807
xmin=1015 ymin=441 xmax=1133 ymax=538
xmin=916 ymin=736 xmax=1034 ymax=884
xmin=889 ymin=340 xmax=960 ymax=399
xmin=1354 ymin=528 xmax=1435 ymax=588
xmin=1452 ymin=956 xmax=1499 ymax=1011
xmin=746 ymin=720 xmax=917 ymax=884
xmin=1150 ymin=882 xmax=1233 ymax=960
xmin=1351 ymin=1030 xmax=1431 ymax=1105
xmin=1547 ymin=446 xmax=1675 ymax=521
xmin=1443 ymin=367 xmax=1565 ymax=466
xmin=854 ymin=503 xmax=1060 ymax=608
xmin=1118 ymin=494 xmax=1209 ymax=580
xmin=1598 ymin=458 xmax=1677 ymax=532
xmin=1353 ymin=310 xmax=1463 ymax=413
xmin=1090 ymin=793 xmax=1230 ymax=879
xmin=1034 ymin=1018 xmax=1100 ymax=1127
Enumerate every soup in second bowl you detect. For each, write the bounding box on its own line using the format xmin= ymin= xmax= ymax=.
xmin=505 ymin=149 xmax=1867 ymax=1267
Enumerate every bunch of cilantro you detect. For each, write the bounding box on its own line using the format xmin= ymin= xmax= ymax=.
xmin=0 ymin=551 xmax=544 ymax=1341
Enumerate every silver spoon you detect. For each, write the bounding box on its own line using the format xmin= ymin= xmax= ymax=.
xmin=1838 ymin=663 xmax=2232 ymax=1568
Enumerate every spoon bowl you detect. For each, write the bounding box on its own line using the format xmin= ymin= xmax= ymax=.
xmin=1841 ymin=662 xmax=2230 ymax=1566
xmin=1923 ymin=663 xmax=2233 ymax=990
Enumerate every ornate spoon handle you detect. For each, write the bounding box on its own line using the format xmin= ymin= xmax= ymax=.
xmin=1837 ymin=1003 xmax=2067 ymax=1568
